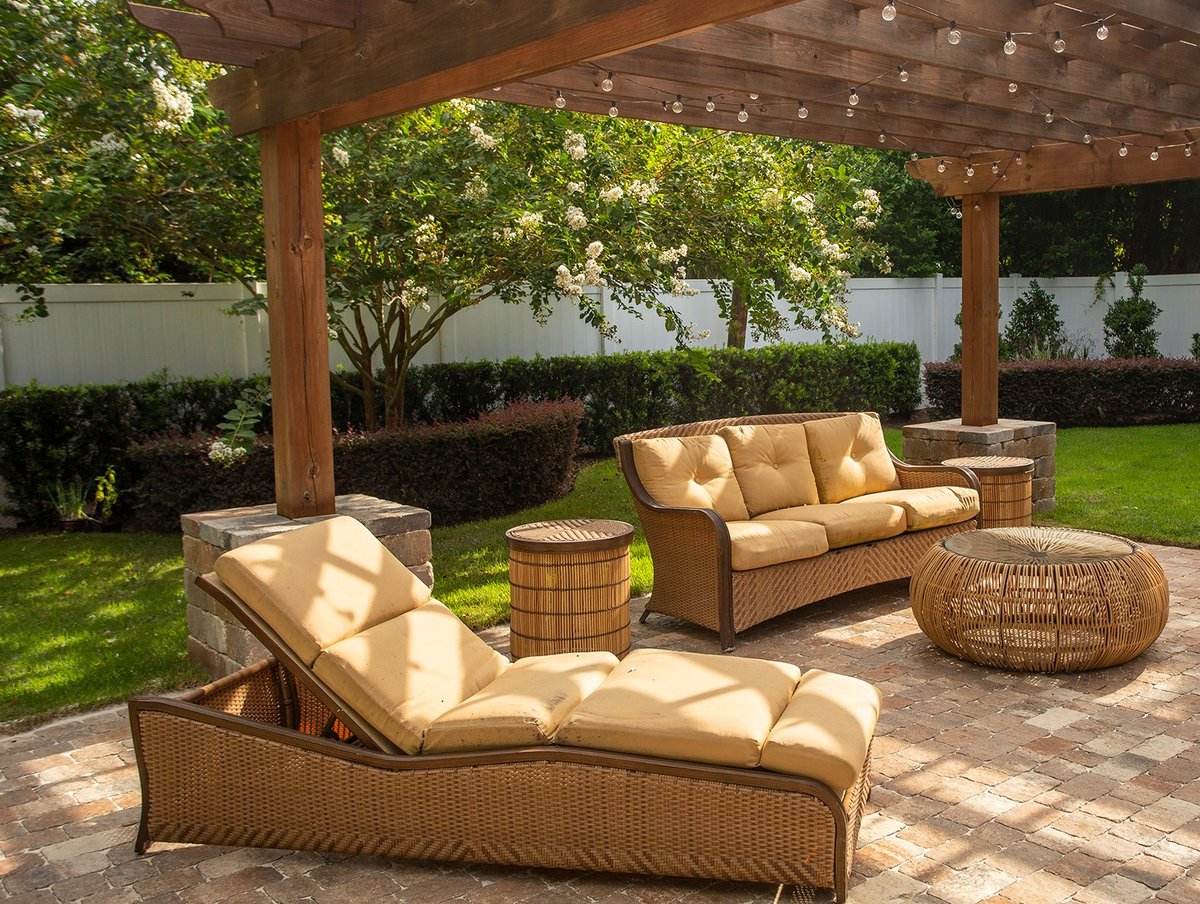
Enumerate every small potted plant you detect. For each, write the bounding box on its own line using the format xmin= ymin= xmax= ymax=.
xmin=49 ymin=479 xmax=92 ymax=531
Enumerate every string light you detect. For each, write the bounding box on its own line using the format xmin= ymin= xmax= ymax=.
xmin=898 ymin=65 xmax=909 ymax=82
xmin=1044 ymin=109 xmax=1055 ymax=123
xmin=1053 ymin=32 xmax=1066 ymax=53
xmin=705 ymin=97 xmax=715 ymax=112
xmin=1096 ymin=22 xmax=1109 ymax=40
xmin=1119 ymin=141 xmax=1128 ymax=157
xmin=1083 ymin=132 xmax=1092 ymax=144
xmin=1014 ymin=153 xmax=1023 ymax=165
xmin=879 ymin=130 xmax=887 ymax=143
xmin=882 ymin=3 xmax=897 ymax=21
xmin=947 ymin=20 xmax=961 ymax=45
xmin=554 ymin=90 xmax=565 ymax=109
xmin=846 ymin=107 xmax=854 ymax=117
xmin=492 ymin=86 xmax=502 ymax=92
xmin=601 ymin=72 xmax=614 ymax=92
xmin=797 ymin=101 xmax=809 ymax=119
xmin=955 ymin=209 xmax=963 ymax=219
xmin=848 ymin=88 xmax=860 ymax=106
xmin=1187 ymin=143 xmax=1195 ymax=158
xmin=1004 ymin=32 xmax=1017 ymax=55
xmin=749 ymin=93 xmax=759 ymax=100
xmin=991 ymin=161 xmax=999 ymax=174
xmin=965 ymin=164 xmax=975 ymax=176
xmin=1150 ymin=147 xmax=1160 ymax=161
xmin=937 ymin=159 xmax=946 ymax=173
xmin=910 ymin=152 xmax=919 ymax=160
xmin=671 ymin=95 xmax=684 ymax=113
xmin=737 ymin=103 xmax=749 ymax=122
xmin=1008 ymin=82 xmax=1019 ymax=94
xmin=608 ymin=103 xmax=619 ymax=117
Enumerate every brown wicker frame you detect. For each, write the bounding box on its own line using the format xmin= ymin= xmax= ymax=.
xmin=614 ymin=413 xmax=982 ymax=650
xmin=130 ymin=577 xmax=874 ymax=900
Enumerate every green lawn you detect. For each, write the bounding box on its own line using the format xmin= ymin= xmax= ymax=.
xmin=2 ymin=422 xmax=1196 ymax=726
xmin=0 ymin=532 xmax=204 ymax=727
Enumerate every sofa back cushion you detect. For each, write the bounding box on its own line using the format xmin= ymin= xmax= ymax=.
xmin=214 ymin=515 xmax=433 ymax=666
xmin=804 ymin=413 xmax=900 ymax=503
xmin=719 ymin=423 xmax=820 ymax=516
xmin=631 ymin=435 xmax=749 ymax=522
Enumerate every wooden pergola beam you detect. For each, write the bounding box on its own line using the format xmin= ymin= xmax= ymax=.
xmin=207 ymin=0 xmax=805 ymax=135
xmin=128 ymin=3 xmax=281 ymax=67
xmin=960 ymin=194 xmax=1000 ymax=427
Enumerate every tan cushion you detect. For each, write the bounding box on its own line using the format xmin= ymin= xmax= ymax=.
xmin=213 ymin=515 xmax=433 ymax=666
xmin=803 ymin=414 xmax=900 ymax=504
xmin=726 ymin=520 xmax=829 ymax=571
xmin=631 ymin=435 xmax=749 ymax=522
xmin=755 ymin=503 xmax=906 ymax=549
xmin=313 ymin=601 xmax=509 ymax=754
xmin=556 ymin=649 xmax=802 ymax=768
xmin=719 ymin=423 xmax=820 ymax=516
xmin=422 ymin=652 xmax=619 ymax=754
xmin=845 ymin=486 xmax=979 ymax=530
xmin=760 ymin=670 xmax=882 ymax=795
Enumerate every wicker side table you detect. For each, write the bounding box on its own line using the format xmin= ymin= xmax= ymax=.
xmin=506 ymin=519 xmax=634 ymax=659
xmin=910 ymin=527 xmax=1169 ymax=672
xmin=943 ymin=455 xmax=1034 ymax=528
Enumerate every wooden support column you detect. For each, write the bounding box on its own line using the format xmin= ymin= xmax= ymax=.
xmin=261 ymin=115 xmax=335 ymax=518
xmin=960 ymin=193 xmax=1000 ymax=426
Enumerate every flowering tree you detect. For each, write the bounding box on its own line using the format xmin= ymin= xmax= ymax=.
xmin=323 ymin=101 xmax=886 ymax=428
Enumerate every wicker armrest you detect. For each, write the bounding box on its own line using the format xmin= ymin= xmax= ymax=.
xmin=890 ymin=454 xmax=982 ymax=495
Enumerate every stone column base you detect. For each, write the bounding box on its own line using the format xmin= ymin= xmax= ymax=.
xmin=902 ymin=419 xmax=1056 ymax=513
xmin=180 ymin=493 xmax=433 ymax=678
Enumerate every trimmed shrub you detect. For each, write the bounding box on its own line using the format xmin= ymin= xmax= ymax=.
xmin=126 ymin=400 xmax=583 ymax=531
xmin=1103 ymin=266 xmax=1161 ymax=359
xmin=925 ymin=359 xmax=1200 ymax=426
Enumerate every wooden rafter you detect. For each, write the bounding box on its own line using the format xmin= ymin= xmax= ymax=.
xmin=184 ymin=1 xmax=319 ymax=49
xmin=128 ymin=4 xmax=282 ymax=67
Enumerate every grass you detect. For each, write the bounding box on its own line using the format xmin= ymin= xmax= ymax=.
xmin=2 ymin=422 xmax=1195 ymax=726
xmin=0 ymin=532 xmax=204 ymax=727
xmin=1036 ymin=423 xmax=1200 ymax=547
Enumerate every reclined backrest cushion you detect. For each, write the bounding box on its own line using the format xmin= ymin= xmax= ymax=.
xmin=631 ymin=435 xmax=749 ymax=522
xmin=804 ymin=413 xmax=900 ymax=503
xmin=214 ymin=515 xmax=432 ymax=666
xmin=719 ymin=423 xmax=820 ymax=516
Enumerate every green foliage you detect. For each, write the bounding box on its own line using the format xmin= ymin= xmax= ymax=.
xmin=1103 ymin=265 xmax=1161 ymax=359
xmin=91 ymin=466 xmax=118 ymax=523
xmin=48 ymin=478 xmax=88 ymax=521
xmin=924 ymin=358 xmax=1200 ymax=426
xmin=1192 ymin=333 xmax=1200 ymax=360
xmin=1004 ymin=280 xmax=1066 ymax=359
xmin=126 ymin=401 xmax=584 ymax=531
xmin=211 ymin=379 xmax=272 ymax=466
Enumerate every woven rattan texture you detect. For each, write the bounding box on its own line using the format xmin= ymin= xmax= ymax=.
xmin=911 ymin=528 xmax=1170 ymax=672
xmin=944 ymin=457 xmax=1033 ymax=528
xmin=134 ymin=698 xmax=857 ymax=891
xmin=632 ymin=496 xmax=725 ymax=633
xmin=507 ymin=519 xmax=633 ymax=546
xmin=613 ymin=412 xmax=856 ymax=448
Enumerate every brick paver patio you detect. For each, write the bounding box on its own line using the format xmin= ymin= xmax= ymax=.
xmin=2 ymin=543 xmax=1198 ymax=904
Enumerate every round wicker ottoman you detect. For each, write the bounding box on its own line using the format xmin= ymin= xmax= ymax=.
xmin=506 ymin=519 xmax=634 ymax=659
xmin=910 ymin=527 xmax=1168 ymax=672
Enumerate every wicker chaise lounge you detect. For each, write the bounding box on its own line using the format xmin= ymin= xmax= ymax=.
xmin=130 ymin=516 xmax=882 ymax=900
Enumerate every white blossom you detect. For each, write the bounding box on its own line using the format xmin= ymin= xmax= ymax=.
xmin=517 ymin=211 xmax=543 ymax=233
xmin=792 ymin=193 xmax=815 ymax=214
xmin=819 ymin=239 xmax=849 ymax=262
xmin=567 ymin=181 xmax=585 ymax=194
xmin=586 ymin=241 xmax=604 ymax=259
xmin=464 ymin=175 xmax=489 ymax=200
xmin=682 ymin=323 xmax=711 ymax=342
xmin=88 ymin=132 xmax=127 ymax=156
xmin=563 ymin=131 xmax=587 ymax=160
xmin=331 ymin=146 xmax=351 ymax=168
xmin=788 ymin=263 xmax=812 ymax=284
xmin=0 ymin=208 xmax=14 ymax=233
xmin=760 ymin=187 xmax=784 ymax=210
xmin=581 ymin=258 xmax=606 ymax=287
xmin=627 ymin=179 xmax=658 ymax=203
xmin=854 ymin=215 xmax=875 ymax=230
xmin=149 ymin=78 xmax=194 ymax=132
xmin=3 ymin=102 xmax=45 ymax=131
xmin=468 ymin=123 xmax=499 ymax=151
xmin=669 ymin=266 xmax=699 ymax=297
xmin=208 ymin=439 xmax=249 ymax=467
xmin=565 ymin=206 xmax=588 ymax=230
xmin=658 ymin=244 xmax=688 ymax=265
xmin=25 ymin=245 xmax=40 ymax=257
xmin=555 ymin=264 xmax=583 ymax=297
xmin=598 ymin=185 xmax=624 ymax=203
xmin=854 ymin=188 xmax=882 ymax=214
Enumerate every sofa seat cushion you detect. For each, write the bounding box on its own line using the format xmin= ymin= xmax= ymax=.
xmin=844 ymin=486 xmax=979 ymax=531
xmin=719 ymin=423 xmax=820 ymax=516
xmin=726 ymin=520 xmax=829 ymax=571
xmin=422 ymin=652 xmax=619 ymax=754
xmin=214 ymin=515 xmax=433 ymax=667
xmin=556 ymin=649 xmax=802 ymax=768
xmin=631 ymin=435 xmax=749 ymax=522
xmin=755 ymin=503 xmax=906 ymax=549
xmin=804 ymin=413 xmax=900 ymax=504
xmin=313 ymin=600 xmax=509 ymax=754
xmin=760 ymin=670 xmax=882 ymax=795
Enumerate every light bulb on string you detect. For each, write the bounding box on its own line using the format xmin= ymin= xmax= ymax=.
xmin=1119 ymin=141 xmax=1128 ymax=157
xmin=882 ymin=2 xmax=897 ymax=21
xmin=1096 ymin=22 xmax=1109 ymax=40
xmin=749 ymin=93 xmax=759 ymax=100
xmin=965 ymin=164 xmax=975 ymax=176
xmin=1150 ymin=147 xmax=1160 ymax=161
xmin=910 ymin=152 xmax=919 ymax=160
xmin=1053 ymin=32 xmax=1066 ymax=53
xmin=672 ymin=95 xmax=684 ymax=114
xmin=991 ymin=161 xmax=999 ymax=174
xmin=608 ymin=104 xmax=619 ymax=118
xmin=1083 ymin=132 xmax=1093 ymax=144
xmin=1014 ymin=152 xmax=1024 ymax=165
xmin=1004 ymin=32 xmax=1017 ymax=55
xmin=845 ymin=107 xmax=854 ymax=117
xmin=601 ymin=72 xmax=614 ymax=92
xmin=1008 ymin=82 xmax=1019 ymax=94
xmin=937 ymin=159 xmax=946 ymax=173
xmin=705 ymin=97 xmax=715 ymax=112
xmin=737 ymin=103 xmax=749 ymax=123
xmin=848 ymin=88 xmax=860 ymax=106
xmin=898 ymin=65 xmax=909 ymax=82
xmin=492 ymin=86 xmax=502 ymax=92
xmin=797 ymin=101 xmax=809 ymax=119
xmin=947 ymin=20 xmax=961 ymax=44
xmin=554 ymin=90 xmax=566 ymax=109
xmin=1187 ymin=143 xmax=1195 ymax=158
xmin=955 ymin=209 xmax=963 ymax=219
xmin=878 ymin=131 xmax=887 ymax=143
xmin=1044 ymin=109 xmax=1055 ymax=123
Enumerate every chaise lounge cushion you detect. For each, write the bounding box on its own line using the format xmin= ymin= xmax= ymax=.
xmin=631 ymin=435 xmax=750 ymax=522
xmin=804 ymin=413 xmax=900 ymax=504
xmin=556 ymin=649 xmax=802 ymax=768
xmin=760 ymin=669 xmax=882 ymax=795
xmin=719 ymin=423 xmax=820 ymax=516
xmin=755 ymin=503 xmax=906 ymax=549
xmin=726 ymin=520 xmax=829 ymax=571
xmin=844 ymin=486 xmax=979 ymax=531
xmin=313 ymin=600 xmax=509 ymax=754
xmin=214 ymin=515 xmax=432 ymax=666
xmin=422 ymin=652 xmax=619 ymax=754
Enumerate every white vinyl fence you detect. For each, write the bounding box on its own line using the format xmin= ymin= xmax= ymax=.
xmin=2 ymin=273 xmax=1198 ymax=389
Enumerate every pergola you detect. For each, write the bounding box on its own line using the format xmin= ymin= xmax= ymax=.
xmin=130 ymin=0 xmax=1200 ymax=519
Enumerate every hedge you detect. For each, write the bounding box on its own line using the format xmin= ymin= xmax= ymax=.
xmin=925 ymin=359 xmax=1200 ymax=426
xmin=126 ymin=400 xmax=583 ymax=531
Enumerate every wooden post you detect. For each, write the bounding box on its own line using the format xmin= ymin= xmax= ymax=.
xmin=261 ymin=116 xmax=336 ymax=518
xmin=960 ymin=193 xmax=1000 ymax=426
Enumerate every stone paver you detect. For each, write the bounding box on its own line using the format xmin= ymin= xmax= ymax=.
xmin=2 ymin=543 xmax=1197 ymax=903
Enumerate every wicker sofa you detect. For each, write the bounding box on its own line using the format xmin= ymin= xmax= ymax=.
xmin=130 ymin=516 xmax=881 ymax=900
xmin=615 ymin=412 xmax=981 ymax=650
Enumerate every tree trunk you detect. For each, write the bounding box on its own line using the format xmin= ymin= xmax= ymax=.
xmin=727 ymin=282 xmax=748 ymax=349
xmin=361 ymin=372 xmax=378 ymax=432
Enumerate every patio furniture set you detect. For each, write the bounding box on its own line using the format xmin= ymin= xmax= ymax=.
xmin=128 ymin=412 xmax=1170 ymax=902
